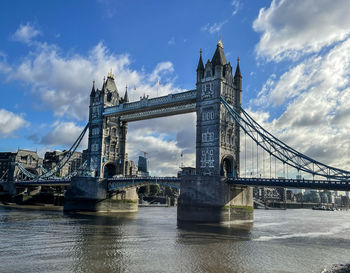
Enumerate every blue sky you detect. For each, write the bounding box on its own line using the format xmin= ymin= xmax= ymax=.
xmin=1 ymin=0 xmax=350 ymax=176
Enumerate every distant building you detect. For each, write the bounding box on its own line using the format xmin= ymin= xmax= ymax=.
xmin=125 ymin=159 xmax=138 ymax=177
xmin=43 ymin=150 xmax=83 ymax=177
xmin=0 ymin=149 xmax=43 ymax=181
xmin=137 ymin=155 xmax=149 ymax=177
xmin=178 ymin=167 xmax=196 ymax=177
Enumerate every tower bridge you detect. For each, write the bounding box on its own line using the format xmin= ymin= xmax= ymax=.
xmin=4 ymin=40 xmax=350 ymax=224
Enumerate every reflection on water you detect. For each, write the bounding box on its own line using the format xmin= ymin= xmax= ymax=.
xmin=0 ymin=206 xmax=349 ymax=273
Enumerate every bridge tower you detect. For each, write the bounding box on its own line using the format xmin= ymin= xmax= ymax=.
xmin=178 ymin=40 xmax=253 ymax=223
xmin=64 ymin=72 xmax=138 ymax=212
xmin=87 ymin=72 xmax=128 ymax=178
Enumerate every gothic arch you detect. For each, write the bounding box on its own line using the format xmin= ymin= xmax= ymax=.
xmin=221 ymin=155 xmax=235 ymax=178
xmin=103 ymin=162 xmax=118 ymax=178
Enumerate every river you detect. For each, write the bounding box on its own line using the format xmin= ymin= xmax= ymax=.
xmin=0 ymin=206 xmax=349 ymax=273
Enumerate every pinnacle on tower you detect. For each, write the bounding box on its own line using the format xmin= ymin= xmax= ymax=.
xmin=124 ymin=85 xmax=129 ymax=102
xmin=196 ymin=49 xmax=204 ymax=72
xmin=90 ymin=80 xmax=96 ymax=97
xmin=107 ymin=69 xmax=114 ymax=79
xmin=234 ymin=56 xmax=242 ymax=79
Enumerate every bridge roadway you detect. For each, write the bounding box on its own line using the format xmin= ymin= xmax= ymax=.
xmin=11 ymin=177 xmax=181 ymax=190
xmin=228 ymin=177 xmax=350 ymax=191
xmin=8 ymin=176 xmax=350 ymax=191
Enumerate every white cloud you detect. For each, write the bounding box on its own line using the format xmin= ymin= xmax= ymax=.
xmin=40 ymin=121 xmax=87 ymax=149
xmin=0 ymin=109 xmax=29 ymax=137
xmin=231 ymin=0 xmax=241 ymax=16
xmin=0 ymin=52 xmax=12 ymax=74
xmin=149 ymin=61 xmax=174 ymax=82
xmin=2 ymin=41 xmax=180 ymax=120
xmin=168 ymin=37 xmax=175 ymax=45
xmin=127 ymin=113 xmax=196 ymax=176
xmin=253 ymin=0 xmax=350 ymax=61
xmin=252 ymin=37 xmax=350 ymax=173
xmin=201 ymin=21 xmax=227 ymax=34
xmin=0 ymin=33 xmax=194 ymax=176
xmin=11 ymin=22 xmax=41 ymax=44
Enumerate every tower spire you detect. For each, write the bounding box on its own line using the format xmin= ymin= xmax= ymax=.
xmin=211 ymin=39 xmax=227 ymax=67
xmin=196 ymin=48 xmax=204 ymax=72
xmin=90 ymin=80 xmax=96 ymax=97
xmin=217 ymin=35 xmax=223 ymax=48
xmin=124 ymin=85 xmax=129 ymax=102
xmin=234 ymin=56 xmax=242 ymax=79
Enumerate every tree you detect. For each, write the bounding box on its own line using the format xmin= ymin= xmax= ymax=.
xmin=137 ymin=185 xmax=150 ymax=196
xmin=149 ymin=184 xmax=160 ymax=196
xmin=164 ymin=186 xmax=178 ymax=198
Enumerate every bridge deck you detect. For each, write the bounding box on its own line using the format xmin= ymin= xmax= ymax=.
xmin=229 ymin=177 xmax=350 ymax=191
xmin=10 ymin=176 xmax=350 ymax=191
xmin=13 ymin=180 xmax=71 ymax=187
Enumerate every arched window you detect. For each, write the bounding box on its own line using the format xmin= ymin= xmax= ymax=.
xmin=107 ymin=92 xmax=112 ymax=102
xmin=111 ymin=128 xmax=117 ymax=137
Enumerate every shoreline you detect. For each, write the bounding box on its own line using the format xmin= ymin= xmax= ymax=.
xmin=0 ymin=202 xmax=63 ymax=211
xmin=322 ymin=264 xmax=350 ymax=273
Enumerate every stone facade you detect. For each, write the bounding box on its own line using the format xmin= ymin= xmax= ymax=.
xmin=88 ymin=72 xmax=128 ymax=178
xmin=195 ymin=41 xmax=241 ymax=177
xmin=43 ymin=151 xmax=83 ymax=177
xmin=0 ymin=150 xmax=43 ymax=181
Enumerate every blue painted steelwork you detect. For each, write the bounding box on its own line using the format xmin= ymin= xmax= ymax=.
xmin=15 ymin=123 xmax=89 ymax=180
xmin=221 ymin=97 xmax=350 ymax=182
xmin=108 ymin=177 xmax=180 ymax=191
xmin=14 ymin=176 xmax=181 ymax=190
xmin=228 ymin=177 xmax=350 ymax=191
xmin=103 ymin=90 xmax=197 ymax=117
xmin=15 ymin=179 xmax=71 ymax=187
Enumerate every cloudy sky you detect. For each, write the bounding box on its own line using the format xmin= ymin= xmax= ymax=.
xmin=1 ymin=0 xmax=350 ymax=176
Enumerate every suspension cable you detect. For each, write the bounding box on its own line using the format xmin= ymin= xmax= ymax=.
xmin=220 ymin=97 xmax=350 ymax=181
xmin=16 ymin=122 xmax=89 ymax=180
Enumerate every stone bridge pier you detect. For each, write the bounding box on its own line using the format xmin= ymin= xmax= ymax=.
xmin=177 ymin=176 xmax=253 ymax=223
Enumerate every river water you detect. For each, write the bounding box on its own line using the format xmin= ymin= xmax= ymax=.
xmin=0 ymin=206 xmax=349 ymax=273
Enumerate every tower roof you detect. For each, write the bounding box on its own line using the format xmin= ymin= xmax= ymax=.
xmin=196 ymin=49 xmax=204 ymax=71
xmin=105 ymin=71 xmax=118 ymax=92
xmin=234 ymin=57 xmax=242 ymax=79
xmin=90 ymin=81 xmax=96 ymax=97
xmin=211 ymin=39 xmax=227 ymax=67
xmin=124 ymin=85 xmax=129 ymax=102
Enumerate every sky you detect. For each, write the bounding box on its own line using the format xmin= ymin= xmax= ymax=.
xmin=1 ymin=0 xmax=350 ymax=177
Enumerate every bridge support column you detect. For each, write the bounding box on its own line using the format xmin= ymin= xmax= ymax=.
xmin=64 ymin=176 xmax=138 ymax=212
xmin=177 ymin=175 xmax=253 ymax=224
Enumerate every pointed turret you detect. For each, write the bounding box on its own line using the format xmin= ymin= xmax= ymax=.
xmin=196 ymin=49 xmax=204 ymax=72
xmin=101 ymin=76 xmax=106 ymax=94
xmin=90 ymin=81 xmax=96 ymax=97
xmin=211 ymin=39 xmax=227 ymax=67
xmin=234 ymin=57 xmax=242 ymax=79
xmin=124 ymin=85 xmax=129 ymax=103
xmin=196 ymin=49 xmax=204 ymax=82
xmin=234 ymin=56 xmax=242 ymax=92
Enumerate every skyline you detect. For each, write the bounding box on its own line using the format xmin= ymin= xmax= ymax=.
xmin=2 ymin=0 xmax=350 ymax=176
